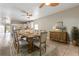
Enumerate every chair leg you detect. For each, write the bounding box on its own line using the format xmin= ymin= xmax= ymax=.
xmin=40 ymin=48 xmax=41 ymax=56
xmin=14 ymin=42 xmax=16 ymax=49
xmin=16 ymin=42 xmax=19 ymax=54
xmin=45 ymin=46 xmax=46 ymax=52
xmin=45 ymin=42 xmax=46 ymax=52
xmin=16 ymin=45 xmax=19 ymax=54
xmin=32 ymin=43 xmax=34 ymax=51
xmin=40 ymin=44 xmax=42 ymax=56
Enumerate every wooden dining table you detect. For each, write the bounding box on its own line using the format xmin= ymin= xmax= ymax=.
xmin=19 ymin=30 xmax=40 ymax=53
xmin=26 ymin=33 xmax=40 ymax=53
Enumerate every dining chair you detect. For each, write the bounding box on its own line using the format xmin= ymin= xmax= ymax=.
xmin=33 ymin=31 xmax=48 ymax=56
xmin=13 ymin=30 xmax=19 ymax=53
xmin=13 ymin=30 xmax=28 ymax=54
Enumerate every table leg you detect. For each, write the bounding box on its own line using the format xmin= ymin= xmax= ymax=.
xmin=27 ymin=37 xmax=33 ymax=53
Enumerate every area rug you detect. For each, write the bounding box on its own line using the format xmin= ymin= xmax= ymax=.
xmin=18 ymin=44 xmax=58 ymax=56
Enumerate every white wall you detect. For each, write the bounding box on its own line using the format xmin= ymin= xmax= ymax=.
xmin=33 ymin=6 xmax=79 ymax=40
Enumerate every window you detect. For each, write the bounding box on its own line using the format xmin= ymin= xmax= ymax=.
xmin=34 ymin=24 xmax=38 ymax=30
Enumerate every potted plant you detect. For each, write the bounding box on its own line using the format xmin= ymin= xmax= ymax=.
xmin=71 ymin=26 xmax=79 ymax=46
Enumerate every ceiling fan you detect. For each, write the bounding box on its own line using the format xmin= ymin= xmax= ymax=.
xmin=16 ymin=7 xmax=32 ymax=18
xmin=20 ymin=10 xmax=32 ymax=17
xmin=39 ymin=3 xmax=59 ymax=8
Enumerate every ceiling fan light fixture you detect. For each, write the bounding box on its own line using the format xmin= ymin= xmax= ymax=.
xmin=45 ymin=3 xmax=59 ymax=6
xmin=45 ymin=3 xmax=50 ymax=5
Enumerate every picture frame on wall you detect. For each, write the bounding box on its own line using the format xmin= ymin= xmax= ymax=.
xmin=56 ymin=21 xmax=63 ymax=29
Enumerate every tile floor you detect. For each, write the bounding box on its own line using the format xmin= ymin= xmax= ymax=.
xmin=0 ymin=38 xmax=79 ymax=56
xmin=46 ymin=40 xmax=79 ymax=56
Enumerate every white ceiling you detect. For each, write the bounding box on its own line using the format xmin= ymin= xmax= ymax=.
xmin=0 ymin=3 xmax=79 ymax=22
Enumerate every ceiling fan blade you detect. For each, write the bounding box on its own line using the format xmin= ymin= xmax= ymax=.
xmin=26 ymin=20 xmax=34 ymax=22
xmin=21 ymin=13 xmax=32 ymax=16
xmin=21 ymin=10 xmax=29 ymax=16
xmin=21 ymin=15 xmax=26 ymax=16
xmin=16 ymin=7 xmax=32 ymax=17
xmin=39 ymin=3 xmax=45 ymax=8
xmin=16 ymin=7 xmax=28 ymax=15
